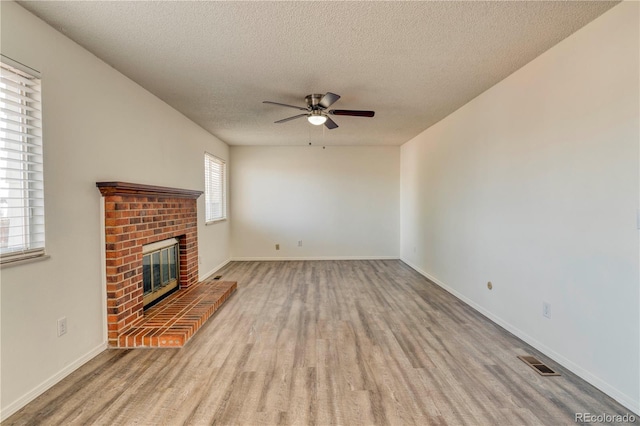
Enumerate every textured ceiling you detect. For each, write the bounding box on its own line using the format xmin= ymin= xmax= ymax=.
xmin=18 ymin=1 xmax=619 ymax=146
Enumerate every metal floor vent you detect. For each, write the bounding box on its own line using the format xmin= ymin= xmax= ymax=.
xmin=518 ymin=355 xmax=561 ymax=376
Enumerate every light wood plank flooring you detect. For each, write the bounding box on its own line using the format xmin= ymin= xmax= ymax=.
xmin=5 ymin=260 xmax=637 ymax=425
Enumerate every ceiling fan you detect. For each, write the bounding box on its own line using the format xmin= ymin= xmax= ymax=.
xmin=263 ymin=92 xmax=375 ymax=129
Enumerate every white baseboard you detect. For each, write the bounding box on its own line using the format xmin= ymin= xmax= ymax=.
xmin=0 ymin=342 xmax=108 ymax=422
xmin=400 ymin=258 xmax=640 ymax=416
xmin=199 ymin=257 xmax=232 ymax=281
xmin=230 ymin=256 xmax=399 ymax=261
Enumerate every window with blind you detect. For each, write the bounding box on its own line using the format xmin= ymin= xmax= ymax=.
xmin=0 ymin=58 xmax=45 ymax=264
xmin=204 ymin=152 xmax=226 ymax=223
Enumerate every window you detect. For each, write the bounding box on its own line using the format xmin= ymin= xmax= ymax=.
xmin=204 ymin=152 xmax=226 ymax=223
xmin=0 ymin=57 xmax=45 ymax=264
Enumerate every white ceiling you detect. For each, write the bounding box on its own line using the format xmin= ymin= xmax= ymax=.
xmin=18 ymin=1 xmax=619 ymax=146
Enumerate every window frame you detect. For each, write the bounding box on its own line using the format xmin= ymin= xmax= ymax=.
xmin=0 ymin=55 xmax=47 ymax=266
xmin=204 ymin=152 xmax=227 ymax=224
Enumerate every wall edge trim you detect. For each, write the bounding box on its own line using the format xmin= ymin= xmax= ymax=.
xmin=200 ymin=258 xmax=232 ymax=280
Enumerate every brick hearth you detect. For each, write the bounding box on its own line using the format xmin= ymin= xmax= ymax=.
xmin=96 ymin=181 xmax=235 ymax=348
xmin=118 ymin=278 xmax=237 ymax=348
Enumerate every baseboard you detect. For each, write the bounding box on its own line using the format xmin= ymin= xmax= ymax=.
xmin=400 ymin=257 xmax=640 ymax=416
xmin=230 ymin=256 xmax=399 ymax=261
xmin=0 ymin=342 xmax=108 ymax=422
xmin=200 ymin=257 xmax=232 ymax=281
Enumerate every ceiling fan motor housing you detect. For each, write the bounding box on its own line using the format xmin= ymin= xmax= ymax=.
xmin=305 ymin=94 xmax=325 ymax=109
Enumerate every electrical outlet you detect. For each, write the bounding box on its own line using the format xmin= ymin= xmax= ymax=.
xmin=543 ymin=302 xmax=551 ymax=319
xmin=298 ymin=240 xmax=302 ymax=247
xmin=275 ymin=244 xmax=280 ymax=250
xmin=198 ymin=256 xmax=202 ymax=265
xmin=57 ymin=317 xmax=67 ymax=336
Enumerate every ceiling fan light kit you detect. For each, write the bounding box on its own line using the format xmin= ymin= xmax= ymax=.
xmin=307 ymin=110 xmax=327 ymax=126
xmin=263 ymin=92 xmax=375 ymax=130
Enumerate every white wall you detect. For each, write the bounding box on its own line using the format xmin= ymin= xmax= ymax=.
xmin=231 ymin=146 xmax=399 ymax=259
xmin=0 ymin=2 xmax=230 ymax=419
xmin=400 ymin=2 xmax=639 ymax=413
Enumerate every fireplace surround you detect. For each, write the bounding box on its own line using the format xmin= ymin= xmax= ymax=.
xmin=96 ymin=181 xmax=203 ymax=346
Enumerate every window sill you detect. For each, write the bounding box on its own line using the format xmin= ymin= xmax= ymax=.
xmin=205 ymin=218 xmax=227 ymax=226
xmin=1 ymin=254 xmax=51 ymax=269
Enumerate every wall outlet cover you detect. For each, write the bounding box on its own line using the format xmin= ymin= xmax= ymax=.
xmin=57 ymin=317 xmax=67 ymax=336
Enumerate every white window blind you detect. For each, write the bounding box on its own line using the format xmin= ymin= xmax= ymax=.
xmin=204 ymin=152 xmax=226 ymax=223
xmin=0 ymin=58 xmax=45 ymax=264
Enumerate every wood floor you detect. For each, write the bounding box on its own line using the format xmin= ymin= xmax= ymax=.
xmin=6 ymin=260 xmax=636 ymax=425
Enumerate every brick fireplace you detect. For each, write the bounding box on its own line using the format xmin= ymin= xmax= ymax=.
xmin=96 ymin=181 xmax=203 ymax=346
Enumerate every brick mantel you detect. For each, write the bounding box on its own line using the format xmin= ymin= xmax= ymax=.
xmin=96 ymin=181 xmax=203 ymax=346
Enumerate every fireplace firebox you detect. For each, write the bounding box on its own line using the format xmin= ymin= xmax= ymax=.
xmin=142 ymin=238 xmax=179 ymax=307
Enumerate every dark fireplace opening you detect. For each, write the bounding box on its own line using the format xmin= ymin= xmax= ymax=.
xmin=142 ymin=238 xmax=180 ymax=309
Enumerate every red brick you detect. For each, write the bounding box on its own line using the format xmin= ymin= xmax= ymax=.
xmin=105 ymin=210 xmax=121 ymax=219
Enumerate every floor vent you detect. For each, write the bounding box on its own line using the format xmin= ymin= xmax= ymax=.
xmin=518 ymin=355 xmax=560 ymax=376
xmin=213 ymin=275 xmax=222 ymax=280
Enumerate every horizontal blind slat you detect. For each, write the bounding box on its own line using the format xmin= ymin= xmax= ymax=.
xmin=0 ymin=158 xmax=44 ymax=168
xmin=1 ymin=145 xmax=44 ymax=156
xmin=0 ymin=89 xmax=40 ymax=105
xmin=0 ymin=136 xmax=42 ymax=149
xmin=0 ymin=77 xmax=40 ymax=94
xmin=1 ymin=117 xmax=41 ymax=130
xmin=0 ymin=69 xmax=39 ymax=87
xmin=0 ymin=107 xmax=42 ymax=123
xmin=0 ymin=97 xmax=39 ymax=113
xmin=0 ymin=127 xmax=38 ymax=139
